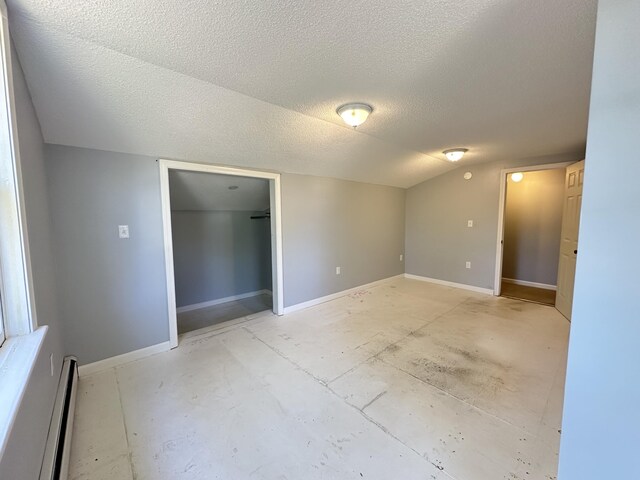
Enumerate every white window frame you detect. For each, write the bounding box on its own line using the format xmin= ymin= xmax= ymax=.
xmin=0 ymin=275 xmax=5 ymax=345
xmin=0 ymin=0 xmax=37 ymax=344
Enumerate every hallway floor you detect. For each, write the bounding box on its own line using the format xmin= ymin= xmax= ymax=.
xmin=501 ymin=281 xmax=557 ymax=306
xmin=177 ymin=293 xmax=273 ymax=334
xmin=69 ymin=278 xmax=568 ymax=480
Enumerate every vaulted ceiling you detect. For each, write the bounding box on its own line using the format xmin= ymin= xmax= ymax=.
xmin=7 ymin=0 xmax=597 ymax=188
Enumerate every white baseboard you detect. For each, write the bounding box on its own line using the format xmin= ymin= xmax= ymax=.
xmin=78 ymin=341 xmax=172 ymax=377
xmin=502 ymin=278 xmax=557 ymax=291
xmin=404 ymin=273 xmax=494 ymax=295
xmin=283 ymin=274 xmax=404 ymax=315
xmin=176 ymin=289 xmax=272 ymax=313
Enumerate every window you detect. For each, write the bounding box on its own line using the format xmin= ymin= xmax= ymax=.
xmin=0 ymin=1 xmax=45 ymax=454
xmin=0 ymin=0 xmax=36 ymax=344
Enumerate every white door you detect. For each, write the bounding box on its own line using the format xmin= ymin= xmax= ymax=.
xmin=555 ymin=160 xmax=585 ymax=320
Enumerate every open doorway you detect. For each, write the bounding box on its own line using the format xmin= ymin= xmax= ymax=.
xmin=170 ymin=171 xmax=272 ymax=334
xmin=159 ymin=160 xmax=284 ymax=348
xmin=494 ymin=162 xmax=574 ymax=307
xmin=500 ymin=168 xmax=565 ymax=305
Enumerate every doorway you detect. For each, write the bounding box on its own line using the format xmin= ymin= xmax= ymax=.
xmin=500 ymin=168 xmax=565 ymax=305
xmin=494 ymin=162 xmax=574 ymax=308
xmin=159 ymin=160 xmax=284 ymax=348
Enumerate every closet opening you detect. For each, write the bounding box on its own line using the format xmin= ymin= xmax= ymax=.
xmin=159 ymin=160 xmax=283 ymax=347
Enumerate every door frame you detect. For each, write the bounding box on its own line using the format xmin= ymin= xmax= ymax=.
xmin=159 ymin=159 xmax=284 ymax=348
xmin=493 ymin=162 xmax=573 ymax=296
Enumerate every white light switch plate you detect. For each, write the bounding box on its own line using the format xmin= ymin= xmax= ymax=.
xmin=336 ymin=266 xmax=341 ymax=275
xmin=467 ymin=220 xmax=473 ymax=227
xmin=466 ymin=261 xmax=471 ymax=269
xmin=118 ymin=225 xmax=130 ymax=238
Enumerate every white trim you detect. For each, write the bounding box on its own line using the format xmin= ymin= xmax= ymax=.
xmin=270 ymin=175 xmax=284 ymax=315
xmin=0 ymin=326 xmax=47 ymax=457
xmin=493 ymin=162 xmax=573 ymax=296
xmin=158 ymin=161 xmax=178 ymax=348
xmin=283 ymin=274 xmax=403 ymax=314
xmin=502 ymin=278 xmax=557 ymax=291
xmin=404 ymin=273 xmax=494 ymax=295
xmin=176 ymin=289 xmax=272 ymax=313
xmin=158 ymin=159 xmax=284 ymax=349
xmin=77 ymin=341 xmax=171 ymax=377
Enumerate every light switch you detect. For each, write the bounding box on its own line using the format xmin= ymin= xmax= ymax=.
xmin=118 ymin=225 xmax=130 ymax=239
xmin=466 ymin=261 xmax=471 ymax=269
xmin=467 ymin=220 xmax=473 ymax=228
xmin=400 ymin=254 xmax=404 ymax=261
xmin=336 ymin=266 xmax=341 ymax=275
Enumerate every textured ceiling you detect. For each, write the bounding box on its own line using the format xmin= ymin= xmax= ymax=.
xmin=7 ymin=0 xmax=597 ymax=187
xmin=169 ymin=171 xmax=269 ymax=212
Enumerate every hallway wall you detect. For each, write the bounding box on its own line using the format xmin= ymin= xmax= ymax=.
xmin=502 ymin=168 xmax=565 ymax=286
xmin=559 ymin=0 xmax=640 ymax=478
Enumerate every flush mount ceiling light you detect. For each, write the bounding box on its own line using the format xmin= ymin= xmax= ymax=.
xmin=337 ymin=103 xmax=373 ymax=128
xmin=443 ymin=148 xmax=469 ymax=162
xmin=511 ymin=172 xmax=524 ymax=182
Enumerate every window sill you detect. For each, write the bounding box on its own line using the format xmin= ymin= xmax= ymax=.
xmin=0 ymin=326 xmax=48 ymax=455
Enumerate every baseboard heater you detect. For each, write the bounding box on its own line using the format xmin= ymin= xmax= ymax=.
xmin=39 ymin=356 xmax=79 ymax=480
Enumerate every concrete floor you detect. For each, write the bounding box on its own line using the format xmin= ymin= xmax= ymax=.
xmin=177 ymin=294 xmax=273 ymax=334
xmin=69 ymin=278 xmax=569 ymax=480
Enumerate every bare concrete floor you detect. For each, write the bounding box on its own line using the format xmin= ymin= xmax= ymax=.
xmin=69 ymin=278 xmax=569 ymax=480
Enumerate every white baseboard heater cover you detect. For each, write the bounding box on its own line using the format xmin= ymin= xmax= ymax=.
xmin=39 ymin=356 xmax=78 ymax=480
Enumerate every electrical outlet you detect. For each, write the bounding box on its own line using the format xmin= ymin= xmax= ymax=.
xmin=400 ymin=254 xmax=403 ymax=261
xmin=50 ymin=353 xmax=55 ymax=377
xmin=467 ymin=220 xmax=473 ymax=228
xmin=466 ymin=261 xmax=471 ymax=269
xmin=336 ymin=266 xmax=341 ymax=275
xmin=118 ymin=225 xmax=130 ymax=239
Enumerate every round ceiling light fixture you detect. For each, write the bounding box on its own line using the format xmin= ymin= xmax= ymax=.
xmin=337 ymin=103 xmax=373 ymax=128
xmin=511 ymin=172 xmax=524 ymax=182
xmin=443 ymin=148 xmax=469 ymax=162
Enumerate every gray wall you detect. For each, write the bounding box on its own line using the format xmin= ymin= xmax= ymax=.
xmin=559 ymin=1 xmax=640 ymax=478
xmin=405 ymin=153 xmax=582 ymax=291
xmin=281 ymin=174 xmax=405 ymax=306
xmin=502 ymin=169 xmax=564 ymax=285
xmin=44 ymin=150 xmax=407 ymax=363
xmin=45 ymin=146 xmax=169 ymax=364
xmin=171 ymin=210 xmax=272 ymax=307
xmin=0 ymin=45 xmax=65 ymax=478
